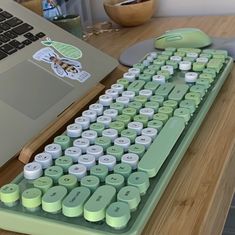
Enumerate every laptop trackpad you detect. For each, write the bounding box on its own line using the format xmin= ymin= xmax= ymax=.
xmin=0 ymin=61 xmax=73 ymax=120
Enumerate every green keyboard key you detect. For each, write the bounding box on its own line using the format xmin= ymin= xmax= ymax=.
xmin=196 ymin=78 xmax=211 ymax=89
xmin=90 ymin=123 xmax=105 ymax=136
xmin=190 ymin=85 xmax=206 ymax=97
xmin=0 ymin=184 xmax=20 ymax=206
xmin=122 ymin=107 xmax=137 ymax=119
xmin=113 ymin=163 xmax=132 ymax=178
xmin=128 ymin=144 xmax=145 ymax=158
xmin=174 ymin=51 xmax=185 ymax=57
xmin=138 ymin=117 xmax=185 ymax=177
xmin=133 ymin=63 xmax=145 ymax=72
xmin=168 ymin=84 xmax=189 ymax=101
xmin=174 ymin=107 xmax=191 ymax=122
xmin=55 ymin=156 xmax=73 ymax=173
xmin=192 ymin=62 xmax=205 ymax=72
xmin=147 ymin=120 xmax=164 ymax=131
xmin=179 ymin=100 xmax=196 ymax=114
xmin=45 ymin=166 xmax=64 ymax=183
xmin=153 ymin=113 xmax=169 ymax=124
xmin=163 ymin=100 xmax=178 ymax=109
xmin=166 ymin=60 xmax=178 ymax=69
xmin=150 ymin=95 xmax=164 ymax=105
xmin=90 ymin=165 xmax=109 ymax=182
xmin=199 ymin=73 xmax=214 ymax=83
xmin=200 ymin=53 xmax=212 ymax=59
xmin=105 ymin=173 xmax=125 ymax=191
xmin=80 ymin=176 xmax=100 ymax=192
xmin=33 ymin=176 xmax=53 ymax=193
xmin=22 ymin=188 xmax=42 ymax=210
xmin=134 ymin=95 xmax=148 ymax=104
xmin=158 ymin=106 xmax=174 ymax=117
xmin=107 ymin=145 xmax=124 ymax=161
xmin=106 ymin=202 xmax=131 ymax=229
xmin=117 ymin=186 xmax=140 ymax=211
xmin=153 ymin=59 xmax=165 ymax=66
xmin=127 ymin=80 xmax=145 ymax=94
xmin=121 ymin=129 xmax=137 ymax=143
xmin=162 ymin=50 xmax=173 ymax=56
xmin=116 ymin=114 xmax=131 ymax=126
xmin=84 ymin=185 xmax=116 ymax=222
xmin=165 ymin=47 xmax=176 ymax=52
xmin=95 ymin=136 xmax=112 ymax=150
xmin=62 ymin=187 xmax=91 ymax=217
xmin=183 ymin=57 xmax=195 ymax=62
xmin=110 ymin=102 xmax=125 ymax=114
xmin=128 ymin=101 xmax=142 ymax=111
xmin=185 ymin=92 xmax=201 ymax=105
xmin=58 ymin=175 xmax=78 ymax=191
xmin=139 ymin=73 xmax=152 ymax=82
xmin=143 ymin=68 xmax=155 ymax=76
xmin=133 ymin=114 xmax=148 ymax=127
xmin=127 ymin=172 xmax=150 ymax=195
xmin=117 ymin=78 xmax=129 ymax=89
xmin=148 ymin=64 xmax=160 ymax=72
xmin=42 ymin=186 xmax=68 ymax=213
xmin=145 ymin=101 xmax=159 ymax=112
xmin=54 ymin=135 xmax=71 ymax=150
xmin=157 ymin=70 xmax=171 ymax=80
xmin=144 ymin=81 xmax=160 ymax=91
xmin=155 ymin=83 xmax=174 ymax=98
xmin=158 ymin=54 xmax=170 ymax=60
xmin=109 ymin=121 xmax=125 ymax=134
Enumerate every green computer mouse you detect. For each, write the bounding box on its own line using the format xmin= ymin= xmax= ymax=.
xmin=154 ymin=28 xmax=212 ymax=49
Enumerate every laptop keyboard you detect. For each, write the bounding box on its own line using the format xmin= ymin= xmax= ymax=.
xmin=0 ymin=8 xmax=45 ymax=60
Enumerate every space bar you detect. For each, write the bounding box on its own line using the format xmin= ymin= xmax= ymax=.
xmin=138 ymin=117 xmax=185 ymax=178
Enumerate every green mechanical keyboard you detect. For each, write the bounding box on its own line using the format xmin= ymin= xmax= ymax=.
xmin=0 ymin=48 xmax=233 ymax=235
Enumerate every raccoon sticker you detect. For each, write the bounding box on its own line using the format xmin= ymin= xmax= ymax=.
xmin=33 ymin=39 xmax=91 ymax=83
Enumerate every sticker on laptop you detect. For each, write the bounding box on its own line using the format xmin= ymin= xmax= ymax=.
xmin=33 ymin=43 xmax=90 ymax=82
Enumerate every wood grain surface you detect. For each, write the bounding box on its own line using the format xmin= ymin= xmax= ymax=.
xmin=1 ymin=15 xmax=235 ymax=235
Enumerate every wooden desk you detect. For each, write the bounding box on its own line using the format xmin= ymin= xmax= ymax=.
xmin=1 ymin=15 xmax=235 ymax=235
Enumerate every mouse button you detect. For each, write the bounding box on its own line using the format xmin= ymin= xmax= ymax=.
xmin=165 ymin=35 xmax=182 ymax=42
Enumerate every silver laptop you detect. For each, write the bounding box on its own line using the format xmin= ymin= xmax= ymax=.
xmin=0 ymin=0 xmax=118 ymax=167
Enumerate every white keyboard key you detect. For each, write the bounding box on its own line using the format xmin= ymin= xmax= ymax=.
xmin=102 ymin=128 xmax=118 ymax=142
xmin=68 ymin=164 xmax=87 ymax=180
xmin=196 ymin=57 xmax=209 ymax=63
xmin=122 ymin=91 xmax=135 ymax=101
xmin=170 ymin=55 xmax=182 ymax=62
xmin=142 ymin=60 xmax=150 ymax=66
xmin=66 ymin=123 xmax=82 ymax=138
xmin=128 ymin=68 xmax=140 ymax=77
xmin=103 ymin=109 xmax=118 ymax=121
xmin=179 ymin=61 xmax=192 ymax=71
xmin=82 ymin=110 xmax=97 ymax=123
xmin=64 ymin=146 xmax=82 ymax=162
xmin=111 ymin=84 xmax=124 ymax=94
xmin=98 ymin=155 xmax=116 ymax=171
xmin=161 ymin=65 xmax=174 ymax=75
xmin=123 ymin=72 xmax=136 ymax=82
xmin=105 ymin=89 xmax=119 ymax=99
xmin=89 ymin=103 xmax=104 ymax=116
xmin=73 ymin=138 xmax=90 ymax=153
xmin=82 ymin=130 xmax=98 ymax=144
xmin=78 ymin=154 xmax=96 ymax=170
xmin=121 ymin=153 xmax=139 ymax=170
xmin=152 ymin=74 xmax=165 ymax=84
xmin=135 ymin=135 xmax=152 ymax=149
xmin=116 ymin=96 xmax=130 ymax=107
xmin=185 ymin=72 xmax=198 ymax=83
xmin=97 ymin=115 xmax=112 ymax=128
xmin=34 ymin=152 xmax=53 ymax=169
xmin=75 ymin=116 xmax=90 ymax=130
xmin=141 ymin=128 xmax=158 ymax=140
xmin=99 ymin=94 xmax=113 ymax=106
xmin=44 ymin=143 xmax=62 ymax=159
xmin=86 ymin=145 xmax=104 ymax=160
xmin=146 ymin=55 xmax=154 ymax=62
xmin=24 ymin=162 xmax=43 ymax=180
xmin=186 ymin=52 xmax=198 ymax=58
xmin=128 ymin=122 xmax=143 ymax=135
xmin=150 ymin=52 xmax=157 ymax=59
xmin=139 ymin=89 xmax=152 ymax=100
xmin=139 ymin=108 xmax=154 ymax=120
xmin=114 ymin=137 xmax=131 ymax=152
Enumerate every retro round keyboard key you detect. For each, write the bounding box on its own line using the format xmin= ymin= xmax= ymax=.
xmin=33 ymin=176 xmax=53 ymax=193
xmin=80 ymin=175 xmax=100 ymax=192
xmin=185 ymin=72 xmax=198 ymax=84
xmin=54 ymin=135 xmax=71 ymax=150
xmin=68 ymin=164 xmax=87 ymax=180
xmin=99 ymin=94 xmax=113 ymax=106
xmin=128 ymin=67 xmax=141 ymax=77
xmin=86 ymin=145 xmax=104 ymax=160
xmin=114 ymin=137 xmax=131 ymax=152
xmin=99 ymin=155 xmax=116 ymax=171
xmin=141 ymin=127 xmax=158 ymax=140
xmin=44 ymin=143 xmax=62 ymax=159
xmin=90 ymin=122 xmax=105 ymax=136
xmin=58 ymin=175 xmax=78 ymax=190
xmin=128 ymin=144 xmax=145 ymax=158
xmin=139 ymin=89 xmax=153 ymax=100
xmin=0 ymin=184 xmax=20 ymax=206
xmin=97 ymin=115 xmax=112 ymax=128
xmin=64 ymin=146 xmax=82 ymax=163
xmin=42 ymin=186 xmax=68 ymax=213
xmin=62 ymin=187 xmax=91 ymax=217
xmin=145 ymin=101 xmax=159 ymax=112
xmin=90 ymin=164 xmax=109 ymax=182
xmin=44 ymin=166 xmax=63 ymax=183
xmin=22 ymin=188 xmax=42 ymax=210
xmin=106 ymin=202 xmax=131 ymax=229
xmin=55 ymin=156 xmax=73 ymax=173
xmin=34 ymin=152 xmax=53 ymax=169
xmin=121 ymin=153 xmax=139 ymax=170
xmin=135 ymin=135 xmax=152 ymax=149
xmin=105 ymin=89 xmax=119 ymax=99
xmin=122 ymin=107 xmax=137 ymax=119
xmin=133 ymin=115 xmax=148 ymax=128
xmin=107 ymin=145 xmax=124 ymax=161
xmin=116 ymin=114 xmax=131 ymax=127
xmin=116 ymin=96 xmax=130 ymax=107
xmin=102 ymin=128 xmax=118 ymax=142
xmin=121 ymin=129 xmax=137 ymax=143
xmin=75 ymin=116 xmax=90 ymax=130
xmin=89 ymin=103 xmax=104 ymax=116
xmin=66 ymin=123 xmax=82 ymax=138
xmin=95 ymin=136 xmax=112 ymax=150
xmin=103 ymin=108 xmax=118 ymax=120
xmin=174 ymin=107 xmax=191 ymax=122
xmin=179 ymin=61 xmax=191 ymax=71
xmin=117 ymin=78 xmax=130 ymax=88
xmin=113 ymin=163 xmax=132 ymax=178
xmin=24 ymin=162 xmax=43 ymax=180
xmin=147 ymin=120 xmax=164 ymax=131
xmin=123 ymin=72 xmax=135 ymax=82
xmin=122 ymin=90 xmax=135 ymax=101
xmin=105 ymin=173 xmax=125 ymax=191
xmin=81 ymin=130 xmax=97 ymax=144
xmin=78 ymin=154 xmax=96 ymax=170
xmin=111 ymin=83 xmax=124 ymax=94
xmin=139 ymin=108 xmax=154 ymax=120
xmin=109 ymin=121 xmax=125 ymax=134
xmin=84 ymin=185 xmax=116 ymax=222
xmin=73 ymin=138 xmax=90 ymax=153
xmin=117 ymin=186 xmax=140 ymax=211
xmin=82 ymin=110 xmax=97 ymax=123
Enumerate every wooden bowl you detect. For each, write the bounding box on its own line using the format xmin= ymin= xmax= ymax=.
xmin=103 ymin=0 xmax=156 ymax=27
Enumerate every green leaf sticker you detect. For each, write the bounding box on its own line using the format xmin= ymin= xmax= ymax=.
xmin=41 ymin=37 xmax=82 ymax=60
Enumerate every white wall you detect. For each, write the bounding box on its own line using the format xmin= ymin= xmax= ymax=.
xmin=90 ymin=0 xmax=235 ymax=22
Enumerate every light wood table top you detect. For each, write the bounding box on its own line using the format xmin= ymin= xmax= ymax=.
xmin=1 ymin=15 xmax=235 ymax=235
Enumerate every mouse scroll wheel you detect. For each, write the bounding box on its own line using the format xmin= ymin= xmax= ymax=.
xmin=166 ymin=35 xmax=182 ymax=42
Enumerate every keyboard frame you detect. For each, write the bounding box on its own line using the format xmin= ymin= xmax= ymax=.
xmin=0 ymin=56 xmax=233 ymax=235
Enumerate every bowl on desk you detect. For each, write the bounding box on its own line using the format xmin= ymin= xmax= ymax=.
xmin=103 ymin=0 xmax=156 ymax=27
